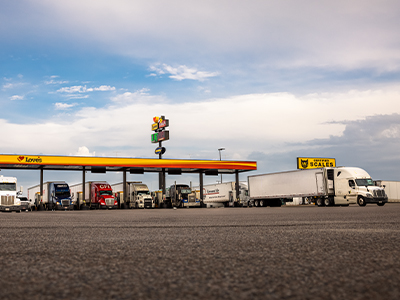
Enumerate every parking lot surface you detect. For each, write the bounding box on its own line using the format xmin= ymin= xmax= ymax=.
xmin=1 ymin=204 xmax=400 ymax=300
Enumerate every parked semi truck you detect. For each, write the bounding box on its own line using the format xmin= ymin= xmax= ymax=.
xmin=70 ymin=181 xmax=117 ymax=209
xmin=0 ymin=175 xmax=22 ymax=212
xmin=248 ymin=167 xmax=388 ymax=207
xmin=28 ymin=181 xmax=73 ymax=210
xmin=162 ymin=183 xmax=200 ymax=208
xmin=374 ymin=180 xmax=400 ymax=202
xmin=193 ymin=181 xmax=249 ymax=208
xmin=111 ymin=182 xmax=154 ymax=209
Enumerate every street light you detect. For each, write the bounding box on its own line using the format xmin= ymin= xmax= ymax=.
xmin=218 ymin=148 xmax=225 ymax=183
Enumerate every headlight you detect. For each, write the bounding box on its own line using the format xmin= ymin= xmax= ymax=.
xmin=366 ymin=193 xmax=373 ymax=198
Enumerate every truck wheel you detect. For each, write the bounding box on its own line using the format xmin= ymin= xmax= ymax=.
xmin=316 ymin=198 xmax=324 ymax=207
xmin=324 ymin=198 xmax=331 ymax=206
xmin=357 ymin=197 xmax=367 ymax=207
xmin=259 ymin=199 xmax=264 ymax=207
xmin=377 ymin=203 xmax=385 ymax=206
xmin=254 ymin=200 xmax=259 ymax=207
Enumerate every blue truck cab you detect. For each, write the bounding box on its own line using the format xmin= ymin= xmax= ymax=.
xmin=49 ymin=182 xmax=74 ymax=210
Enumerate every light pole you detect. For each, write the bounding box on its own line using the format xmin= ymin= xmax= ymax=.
xmin=218 ymin=148 xmax=225 ymax=183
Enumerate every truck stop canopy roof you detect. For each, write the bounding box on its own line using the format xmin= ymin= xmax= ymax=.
xmin=0 ymin=154 xmax=257 ymax=174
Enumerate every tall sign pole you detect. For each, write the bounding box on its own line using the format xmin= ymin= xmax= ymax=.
xmin=151 ymin=116 xmax=169 ymax=194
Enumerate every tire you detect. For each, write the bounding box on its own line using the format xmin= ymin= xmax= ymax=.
xmin=259 ymin=199 xmax=264 ymax=207
xmin=254 ymin=200 xmax=259 ymax=207
xmin=357 ymin=197 xmax=367 ymax=207
xmin=377 ymin=202 xmax=385 ymax=206
xmin=316 ymin=198 xmax=324 ymax=207
xmin=324 ymin=198 xmax=331 ymax=206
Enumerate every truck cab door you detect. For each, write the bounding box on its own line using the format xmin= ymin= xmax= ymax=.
xmin=347 ymin=180 xmax=358 ymax=204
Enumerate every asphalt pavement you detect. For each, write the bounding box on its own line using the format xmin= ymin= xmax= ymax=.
xmin=1 ymin=204 xmax=399 ymax=300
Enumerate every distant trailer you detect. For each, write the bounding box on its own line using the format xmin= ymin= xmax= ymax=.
xmin=374 ymin=180 xmax=400 ymax=202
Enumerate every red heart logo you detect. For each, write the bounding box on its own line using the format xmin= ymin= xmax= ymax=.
xmin=17 ymin=156 xmax=24 ymax=162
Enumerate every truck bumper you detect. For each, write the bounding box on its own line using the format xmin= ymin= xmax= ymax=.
xmin=0 ymin=205 xmax=21 ymax=212
xmin=56 ymin=204 xmax=74 ymax=210
xmin=99 ymin=204 xmax=117 ymax=209
xmin=20 ymin=204 xmax=29 ymax=211
xmin=366 ymin=197 xmax=388 ymax=204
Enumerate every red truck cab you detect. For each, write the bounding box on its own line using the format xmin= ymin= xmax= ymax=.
xmin=91 ymin=182 xmax=117 ymax=209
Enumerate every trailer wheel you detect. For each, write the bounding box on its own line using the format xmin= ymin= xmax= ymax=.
xmin=254 ymin=200 xmax=259 ymax=207
xmin=357 ymin=197 xmax=367 ymax=207
xmin=316 ymin=198 xmax=324 ymax=207
xmin=259 ymin=199 xmax=264 ymax=207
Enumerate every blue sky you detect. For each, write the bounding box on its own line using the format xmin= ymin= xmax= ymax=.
xmin=2 ymin=0 xmax=400 ymax=193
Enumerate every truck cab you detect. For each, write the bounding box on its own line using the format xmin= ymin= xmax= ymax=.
xmin=167 ymin=184 xmax=199 ymax=208
xmin=131 ymin=183 xmax=154 ymax=209
xmin=50 ymin=182 xmax=74 ymax=210
xmin=91 ymin=183 xmax=117 ymax=209
xmin=325 ymin=167 xmax=388 ymax=206
xmin=0 ymin=175 xmax=22 ymax=212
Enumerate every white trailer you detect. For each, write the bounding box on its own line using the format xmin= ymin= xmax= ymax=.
xmin=374 ymin=180 xmax=400 ymax=202
xmin=193 ymin=181 xmax=249 ymax=208
xmin=111 ymin=182 xmax=154 ymax=209
xmin=248 ymin=167 xmax=388 ymax=207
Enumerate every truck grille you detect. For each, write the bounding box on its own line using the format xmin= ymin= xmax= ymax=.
xmin=373 ymin=190 xmax=386 ymax=198
xmin=1 ymin=195 xmax=15 ymax=205
xmin=188 ymin=195 xmax=196 ymax=202
xmin=106 ymin=199 xmax=114 ymax=206
xmin=62 ymin=200 xmax=70 ymax=206
xmin=144 ymin=199 xmax=152 ymax=206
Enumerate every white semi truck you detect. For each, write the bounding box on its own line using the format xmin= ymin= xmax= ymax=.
xmin=374 ymin=180 xmax=400 ymax=202
xmin=111 ymin=182 xmax=154 ymax=209
xmin=193 ymin=181 xmax=249 ymax=208
xmin=248 ymin=167 xmax=388 ymax=207
xmin=0 ymin=175 xmax=22 ymax=212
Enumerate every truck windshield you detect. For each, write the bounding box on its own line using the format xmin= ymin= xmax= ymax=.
xmin=180 ymin=189 xmax=192 ymax=194
xmin=100 ymin=190 xmax=113 ymax=196
xmin=137 ymin=191 xmax=150 ymax=195
xmin=55 ymin=186 xmax=71 ymax=198
xmin=355 ymin=179 xmax=374 ymax=186
xmin=0 ymin=183 xmax=16 ymax=191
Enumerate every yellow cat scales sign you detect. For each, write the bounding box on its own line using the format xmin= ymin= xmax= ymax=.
xmin=297 ymin=157 xmax=336 ymax=169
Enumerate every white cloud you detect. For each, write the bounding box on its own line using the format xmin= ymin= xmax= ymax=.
xmin=73 ymin=146 xmax=95 ymax=156
xmin=45 ymin=77 xmax=69 ymax=85
xmin=86 ymin=85 xmax=116 ymax=92
xmin=54 ymin=102 xmax=76 ymax=110
xmin=3 ymin=83 xmax=14 ymax=89
xmin=57 ymin=85 xmax=86 ymax=93
xmin=10 ymin=95 xmax=24 ymax=101
xmin=57 ymin=85 xmax=116 ymax=93
xmin=9 ymin=1 xmax=399 ymax=72
xmin=2 ymin=87 xmax=399 ymax=159
xmin=149 ymin=64 xmax=219 ymax=81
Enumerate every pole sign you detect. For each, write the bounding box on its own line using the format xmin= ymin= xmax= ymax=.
xmin=151 ymin=116 xmax=169 ymax=143
xmin=297 ymin=157 xmax=336 ymax=169
xmin=155 ymin=147 xmax=166 ymax=155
